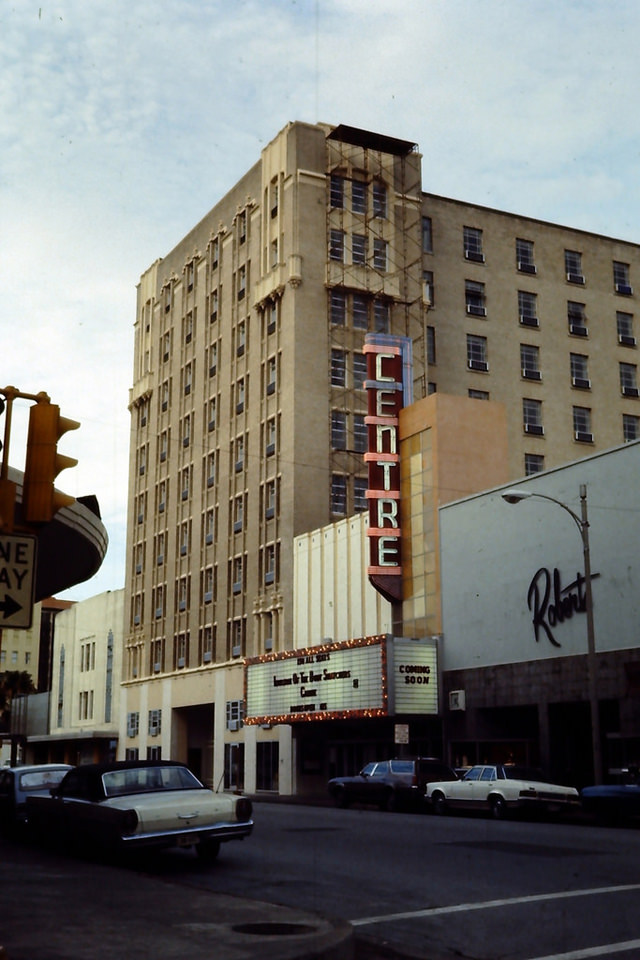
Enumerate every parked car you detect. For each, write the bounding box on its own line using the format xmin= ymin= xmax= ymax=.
xmin=426 ymin=764 xmax=580 ymax=819
xmin=26 ymin=759 xmax=253 ymax=861
xmin=0 ymin=764 xmax=73 ymax=831
xmin=328 ymin=758 xmax=458 ymax=811
xmin=581 ymin=768 xmax=640 ymax=822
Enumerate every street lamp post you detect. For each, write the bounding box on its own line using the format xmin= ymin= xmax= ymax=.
xmin=502 ymin=483 xmax=603 ymax=785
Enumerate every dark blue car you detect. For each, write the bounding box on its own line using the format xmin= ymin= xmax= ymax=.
xmin=581 ymin=768 xmax=640 ymax=822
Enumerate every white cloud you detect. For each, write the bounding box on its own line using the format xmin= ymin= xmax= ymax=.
xmin=2 ymin=0 xmax=640 ymax=599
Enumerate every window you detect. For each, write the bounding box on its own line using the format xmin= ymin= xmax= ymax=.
xmin=161 ymin=379 xmax=170 ymax=411
xmin=159 ymin=430 xmax=168 ymax=462
xmin=180 ymin=521 xmax=189 ymax=556
xmin=211 ymin=236 xmax=219 ymax=269
xmin=202 ymin=566 xmax=215 ymax=604
xmin=265 ymin=479 xmax=277 ymax=519
xmin=354 ymin=414 xmax=367 ymax=453
xmin=236 ymin=377 xmax=245 ymax=413
xmin=565 ymin=249 xmax=584 ymax=284
xmin=374 ymin=299 xmax=390 ymax=333
xmin=157 ymin=480 xmax=166 ymax=514
xmin=266 ymin=355 xmax=277 ymax=394
xmin=266 ymin=417 xmax=277 ymax=456
xmin=427 ymin=326 xmax=436 ymax=365
xmin=264 ymin=543 xmax=276 ymax=584
xmin=352 ymin=233 xmax=367 ymax=265
xmin=226 ymin=699 xmax=245 ymax=730
xmin=373 ymin=182 xmax=387 ymax=218
xmin=201 ymin=623 xmax=214 ymax=662
xmin=205 ymin=507 xmax=215 ymax=544
xmin=331 ymin=410 xmax=347 ymax=449
xmin=271 ymin=238 xmax=278 ymax=268
xmin=422 ymin=216 xmax=433 ymax=253
xmin=373 ymin=238 xmax=388 ymax=271
xmin=229 ymin=619 xmax=245 ymax=659
xmin=467 ymin=334 xmax=488 ymax=371
xmin=206 ymin=452 xmax=216 ymax=487
xmin=331 ymin=289 xmax=346 ymax=325
xmin=232 ymin=556 xmax=243 ymax=594
xmin=468 ymin=389 xmax=489 ymax=400
xmin=270 ymin=178 xmax=278 ymax=217
xmin=614 ymin=261 xmax=633 ymax=295
xmin=354 ymin=477 xmax=368 ymax=512
xmin=570 ymin=353 xmax=590 ymax=389
xmin=568 ymin=301 xmax=588 ymax=336
xmin=231 ymin=435 xmax=243 ymax=473
xmin=573 ymin=406 xmax=593 ymax=442
xmin=182 ymin=414 xmax=191 ymax=449
xmin=207 ymin=397 xmax=217 ymax=431
xmin=617 ymin=311 xmax=636 ymax=346
xmin=177 ymin=576 xmax=189 ymax=613
xmin=353 ymin=353 xmax=367 ymax=389
xmin=237 ymin=264 xmax=246 ymax=300
xmin=423 ymin=270 xmax=434 ymax=306
xmin=331 ymin=475 xmax=347 ymax=514
xmin=523 ymin=398 xmax=543 ymax=435
xmin=521 ymin=344 xmax=541 ymax=380
xmin=127 ymin=712 xmax=139 ymax=738
xmin=238 ymin=210 xmax=247 ymax=244
xmin=525 ymin=453 xmax=545 ymax=475
xmin=620 ymin=362 xmax=639 ymax=397
xmin=465 ymin=280 xmax=486 ymax=316
xmin=330 ymin=229 xmax=345 ymax=262
xmin=208 ymin=341 xmax=218 ymax=376
xmin=518 ymin=290 xmax=538 ymax=327
xmin=331 ymin=350 xmax=346 ymax=387
xmin=156 ymin=531 xmax=165 ymax=566
xmin=184 ymin=311 xmax=193 ymax=344
xmin=623 ymin=414 xmax=640 ymax=442
xmin=330 ymin=174 xmax=344 ymax=208
xmin=352 ymin=179 xmax=366 ymax=214
xmin=237 ymin=319 xmax=246 ymax=356
xmin=148 ymin=709 xmax=162 ymax=737
xmin=353 ymin=294 xmax=368 ymax=329
xmin=464 ymin=226 xmax=484 ymax=262
xmin=516 ymin=238 xmax=536 ymax=274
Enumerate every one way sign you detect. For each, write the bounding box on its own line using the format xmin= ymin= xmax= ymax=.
xmin=0 ymin=534 xmax=37 ymax=629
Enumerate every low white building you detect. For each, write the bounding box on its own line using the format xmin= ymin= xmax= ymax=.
xmin=29 ymin=589 xmax=124 ymax=765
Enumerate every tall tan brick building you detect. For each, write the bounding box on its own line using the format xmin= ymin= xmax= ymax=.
xmin=123 ymin=120 xmax=640 ymax=792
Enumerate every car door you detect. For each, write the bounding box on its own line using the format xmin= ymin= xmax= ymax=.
xmin=471 ymin=766 xmax=499 ymax=807
xmin=447 ymin=766 xmax=482 ymax=807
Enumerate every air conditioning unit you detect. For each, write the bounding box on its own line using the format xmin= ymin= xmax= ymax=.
xmin=465 ymin=250 xmax=485 ymax=263
xmin=468 ymin=359 xmax=489 ymax=371
xmin=619 ymin=334 xmax=637 ymax=346
xmin=567 ymin=272 xmax=585 ymax=284
xmin=449 ymin=690 xmax=466 ymax=711
xmin=518 ymin=261 xmax=537 ymax=274
xmin=154 ymin=662 xmax=161 ymax=673
xmin=616 ymin=283 xmax=633 ymax=295
xmin=232 ymin=645 xmax=242 ymax=658
xmin=466 ymin=304 xmax=487 ymax=317
xmin=622 ymin=386 xmax=640 ymax=397
xmin=575 ymin=431 xmax=593 ymax=443
xmin=177 ymin=657 xmax=185 ymax=669
xmin=571 ymin=377 xmax=591 ymax=389
xmin=522 ymin=369 xmax=541 ymax=380
xmin=519 ymin=314 xmax=539 ymax=327
xmin=265 ymin=637 xmax=274 ymax=651
xmin=524 ymin=423 xmax=544 ymax=436
xmin=569 ymin=323 xmax=588 ymax=336
xmin=203 ymin=651 xmax=212 ymax=663
xmin=228 ymin=719 xmax=240 ymax=731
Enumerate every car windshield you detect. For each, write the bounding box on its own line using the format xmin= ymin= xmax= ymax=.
xmin=18 ymin=769 xmax=69 ymax=792
xmin=102 ymin=765 xmax=203 ymax=797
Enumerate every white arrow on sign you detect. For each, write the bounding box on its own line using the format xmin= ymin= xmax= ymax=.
xmin=0 ymin=534 xmax=37 ymax=629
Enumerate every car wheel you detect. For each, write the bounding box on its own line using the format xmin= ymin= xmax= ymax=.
xmin=197 ymin=839 xmax=221 ymax=862
xmin=490 ymin=796 xmax=506 ymax=820
xmin=333 ymin=788 xmax=349 ymax=809
xmin=431 ymin=791 xmax=447 ymax=816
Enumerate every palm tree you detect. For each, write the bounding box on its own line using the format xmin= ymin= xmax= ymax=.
xmin=0 ymin=671 xmax=36 ymax=730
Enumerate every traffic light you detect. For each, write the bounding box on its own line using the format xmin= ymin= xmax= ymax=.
xmin=22 ymin=400 xmax=80 ymax=524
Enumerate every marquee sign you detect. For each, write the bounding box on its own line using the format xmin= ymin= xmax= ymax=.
xmin=363 ymin=334 xmax=413 ymax=604
xmin=244 ymin=635 xmax=439 ymax=723
xmin=244 ymin=636 xmax=388 ymax=724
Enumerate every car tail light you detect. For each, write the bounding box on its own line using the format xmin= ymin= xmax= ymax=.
xmin=236 ymin=797 xmax=252 ymax=821
xmin=122 ymin=809 xmax=139 ymax=835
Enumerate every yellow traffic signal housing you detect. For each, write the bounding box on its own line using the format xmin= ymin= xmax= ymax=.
xmin=22 ymin=401 xmax=80 ymax=524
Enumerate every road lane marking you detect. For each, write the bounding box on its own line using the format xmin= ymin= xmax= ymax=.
xmin=527 ymin=939 xmax=640 ymax=959
xmin=350 ymin=883 xmax=640 ymax=926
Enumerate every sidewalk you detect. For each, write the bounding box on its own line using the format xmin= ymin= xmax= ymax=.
xmin=0 ymin=834 xmax=353 ymax=960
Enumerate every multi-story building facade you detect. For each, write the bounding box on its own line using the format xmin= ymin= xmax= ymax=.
xmin=123 ymin=120 xmax=640 ymax=793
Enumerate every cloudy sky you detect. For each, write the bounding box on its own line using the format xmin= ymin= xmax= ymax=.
xmin=2 ymin=0 xmax=639 ymax=600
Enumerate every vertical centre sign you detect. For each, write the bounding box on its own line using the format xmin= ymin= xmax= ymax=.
xmin=364 ymin=334 xmax=412 ymax=604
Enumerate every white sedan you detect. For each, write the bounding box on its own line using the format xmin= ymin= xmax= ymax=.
xmin=426 ymin=764 xmax=580 ymax=819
